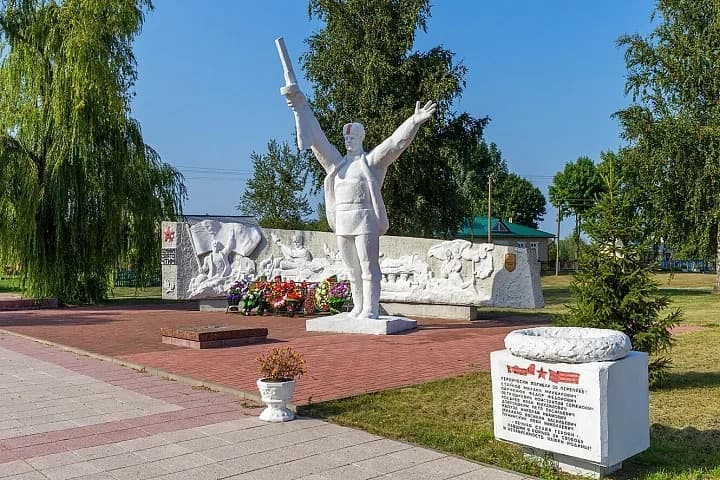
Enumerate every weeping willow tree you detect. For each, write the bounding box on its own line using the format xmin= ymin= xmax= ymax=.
xmin=0 ymin=0 xmax=185 ymax=303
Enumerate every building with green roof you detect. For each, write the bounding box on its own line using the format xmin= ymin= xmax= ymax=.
xmin=457 ymin=217 xmax=555 ymax=262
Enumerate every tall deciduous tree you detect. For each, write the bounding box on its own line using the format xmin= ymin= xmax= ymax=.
xmin=0 ymin=0 xmax=185 ymax=304
xmin=549 ymin=156 xmax=603 ymax=260
xmin=596 ymin=150 xmax=661 ymax=250
xmin=615 ymin=0 xmax=720 ymax=293
xmin=492 ymin=173 xmax=547 ymax=228
xmin=301 ymin=0 xmax=491 ymax=238
xmin=237 ymin=140 xmax=312 ymax=230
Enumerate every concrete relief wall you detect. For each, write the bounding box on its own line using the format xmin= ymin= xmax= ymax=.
xmin=162 ymin=221 xmax=544 ymax=309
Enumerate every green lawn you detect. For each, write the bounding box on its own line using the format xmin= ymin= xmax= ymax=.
xmin=299 ymin=273 xmax=720 ymax=480
xmin=0 ymin=275 xmax=23 ymax=293
xmin=103 ymin=286 xmax=165 ymax=305
xmin=0 ymin=278 xmax=163 ymax=300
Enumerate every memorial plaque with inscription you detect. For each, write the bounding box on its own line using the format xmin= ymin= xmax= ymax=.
xmin=161 ymin=248 xmax=176 ymax=266
xmin=491 ymin=349 xmax=602 ymax=462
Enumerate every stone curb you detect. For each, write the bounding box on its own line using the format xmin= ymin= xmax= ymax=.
xmin=0 ymin=297 xmax=59 ymax=310
xmin=0 ymin=327 xmax=280 ymax=409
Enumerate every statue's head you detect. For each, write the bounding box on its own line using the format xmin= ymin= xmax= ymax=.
xmin=211 ymin=240 xmax=221 ymax=252
xmin=292 ymin=231 xmax=304 ymax=248
xmin=343 ymin=122 xmax=365 ymax=153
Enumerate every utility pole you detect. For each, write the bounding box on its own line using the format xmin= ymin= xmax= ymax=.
xmin=555 ymin=203 xmax=561 ymax=276
xmin=487 ymin=175 xmax=494 ymax=243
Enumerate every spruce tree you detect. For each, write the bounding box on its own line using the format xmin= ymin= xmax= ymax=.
xmin=557 ymin=158 xmax=681 ymax=386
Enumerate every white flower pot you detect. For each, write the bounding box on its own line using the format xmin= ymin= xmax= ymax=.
xmin=256 ymin=378 xmax=296 ymax=422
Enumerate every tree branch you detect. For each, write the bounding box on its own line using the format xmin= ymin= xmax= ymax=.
xmin=0 ymin=131 xmax=42 ymax=176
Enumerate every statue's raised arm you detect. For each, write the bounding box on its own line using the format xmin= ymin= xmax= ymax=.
xmin=275 ymin=37 xmax=342 ymax=172
xmin=367 ymin=101 xmax=437 ymax=169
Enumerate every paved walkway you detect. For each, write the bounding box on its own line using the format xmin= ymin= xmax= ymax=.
xmin=0 ymin=305 xmax=548 ymax=405
xmin=0 ymin=332 xmax=534 ymax=479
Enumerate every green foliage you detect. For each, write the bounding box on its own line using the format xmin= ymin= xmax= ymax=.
xmin=305 ymin=201 xmax=332 ymax=232
xmin=0 ymin=0 xmax=185 ymax=304
xmin=237 ymin=140 xmax=312 ymax=230
xmin=557 ymin=162 xmax=681 ymax=386
xmin=491 ymin=172 xmax=546 ymax=228
xmin=548 ymin=156 xmax=603 ymax=220
xmin=549 ymin=156 xmax=603 ymax=259
xmin=615 ymin=0 xmax=720 ymax=292
xmin=302 ymin=0 xmax=493 ymax=238
xmin=547 ymin=234 xmax=587 ymax=262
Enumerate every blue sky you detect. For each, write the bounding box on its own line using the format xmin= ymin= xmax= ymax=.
xmin=131 ymin=1 xmax=656 ymax=238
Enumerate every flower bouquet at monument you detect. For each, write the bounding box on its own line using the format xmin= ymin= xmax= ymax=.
xmin=265 ymin=277 xmax=303 ymax=315
xmin=256 ymin=346 xmax=308 ymax=422
xmin=303 ymin=285 xmax=317 ymax=315
xmin=266 ymin=277 xmax=288 ymax=312
xmin=314 ymin=276 xmax=334 ymax=312
xmin=328 ymin=280 xmax=351 ymax=314
xmin=284 ymin=281 xmax=307 ymax=317
xmin=226 ymin=280 xmax=248 ymax=307
xmin=241 ymin=277 xmax=271 ymax=315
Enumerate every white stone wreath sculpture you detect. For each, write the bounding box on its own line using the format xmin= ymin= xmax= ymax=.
xmin=504 ymin=327 xmax=632 ymax=363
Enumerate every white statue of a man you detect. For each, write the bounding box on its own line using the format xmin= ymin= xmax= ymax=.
xmin=283 ymin=89 xmax=436 ymax=319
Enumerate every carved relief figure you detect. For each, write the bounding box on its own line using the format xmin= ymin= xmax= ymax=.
xmin=379 ymin=254 xmax=430 ymax=291
xmin=468 ymin=243 xmax=495 ymax=280
xmin=441 ymin=249 xmax=464 ymax=284
xmin=186 ymin=220 xmax=262 ymax=298
xmin=229 ymin=254 xmax=256 ymax=282
xmin=428 ymin=239 xmax=477 ymax=291
xmin=270 ymin=232 xmax=324 ymax=281
xmin=188 ymin=238 xmax=234 ymax=298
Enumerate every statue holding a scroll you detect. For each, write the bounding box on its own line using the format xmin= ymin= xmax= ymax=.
xmin=276 ymin=38 xmax=436 ymax=320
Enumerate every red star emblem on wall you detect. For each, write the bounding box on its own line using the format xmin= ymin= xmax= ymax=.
xmin=163 ymin=228 xmax=175 ymax=243
xmin=537 ymin=367 xmax=547 ymax=380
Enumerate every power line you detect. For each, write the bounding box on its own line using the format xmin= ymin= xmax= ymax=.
xmin=176 ymin=166 xmax=253 ymax=175
xmin=183 ymin=177 xmax=250 ymax=182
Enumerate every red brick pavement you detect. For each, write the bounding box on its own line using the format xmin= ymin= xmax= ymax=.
xmin=0 ymin=304 xmax=550 ymax=405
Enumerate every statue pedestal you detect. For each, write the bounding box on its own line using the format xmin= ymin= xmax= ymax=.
xmin=306 ymin=313 xmax=416 ymax=335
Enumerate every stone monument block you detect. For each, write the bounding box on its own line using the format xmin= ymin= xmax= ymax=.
xmin=490 ymin=348 xmax=649 ymax=477
xmin=161 ymin=325 xmax=268 ymax=349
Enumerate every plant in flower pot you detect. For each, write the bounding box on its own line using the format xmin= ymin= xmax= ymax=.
xmin=256 ymin=347 xmax=307 ymax=422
